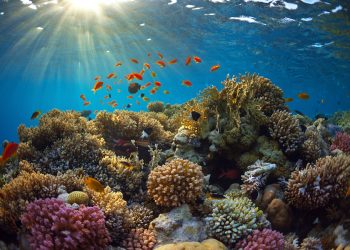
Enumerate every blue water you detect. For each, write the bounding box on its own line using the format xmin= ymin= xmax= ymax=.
xmin=0 ymin=0 xmax=349 ymax=144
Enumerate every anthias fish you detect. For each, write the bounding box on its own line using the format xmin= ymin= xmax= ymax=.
xmin=185 ymin=56 xmax=191 ymax=65
xmin=92 ymin=81 xmax=104 ymax=93
xmin=0 ymin=142 xmax=19 ymax=166
xmin=84 ymin=177 xmax=105 ymax=192
xmin=298 ymin=92 xmax=310 ymax=100
xmin=193 ymin=56 xmax=202 ymax=63
xmin=210 ymin=64 xmax=220 ymax=72
xmin=182 ymin=80 xmax=192 ymax=87
xmin=31 ymin=111 xmax=41 ymax=120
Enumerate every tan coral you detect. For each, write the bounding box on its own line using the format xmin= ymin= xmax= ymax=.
xmin=147 ymin=158 xmax=204 ymax=207
xmin=122 ymin=228 xmax=157 ymax=250
xmin=67 ymin=191 xmax=89 ymax=205
xmin=128 ymin=204 xmax=155 ymax=229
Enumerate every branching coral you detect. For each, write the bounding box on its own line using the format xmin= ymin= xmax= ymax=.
xmin=147 ymin=101 xmax=165 ymax=113
xmin=121 ymin=228 xmax=157 ymax=250
xmin=105 ymin=212 xmax=134 ymax=244
xmin=269 ymin=110 xmax=303 ymax=154
xmin=285 ymin=155 xmax=350 ymax=209
xmin=21 ymin=198 xmax=110 ymax=249
xmin=128 ymin=204 xmax=155 ymax=229
xmin=234 ymin=229 xmax=285 ymax=250
xmin=300 ymin=237 xmax=323 ymax=250
xmin=331 ymin=132 xmax=350 ymax=153
xmin=147 ymin=158 xmax=204 ymax=207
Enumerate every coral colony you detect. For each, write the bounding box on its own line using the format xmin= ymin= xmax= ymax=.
xmin=0 ymin=73 xmax=350 ymax=249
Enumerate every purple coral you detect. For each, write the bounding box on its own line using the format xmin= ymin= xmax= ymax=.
xmin=21 ymin=198 xmax=111 ymax=250
xmin=235 ymin=229 xmax=284 ymax=250
xmin=331 ymin=132 xmax=350 ymax=153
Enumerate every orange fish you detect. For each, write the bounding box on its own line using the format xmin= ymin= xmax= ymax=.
xmin=95 ymin=76 xmax=101 ymax=81
xmin=163 ymin=90 xmax=170 ymax=94
xmin=31 ymin=110 xmax=41 ymax=120
xmin=144 ymin=63 xmax=151 ymax=70
xmin=117 ymin=89 xmax=121 ymax=93
xmin=133 ymin=73 xmax=143 ymax=81
xmin=126 ymin=74 xmax=135 ymax=81
xmin=168 ymin=58 xmax=177 ymax=65
xmin=284 ymin=97 xmax=294 ymax=103
xmin=298 ymin=92 xmax=310 ymax=100
xmin=118 ymin=79 xmax=123 ymax=84
xmin=144 ymin=82 xmax=152 ymax=88
xmin=0 ymin=142 xmax=19 ymax=166
xmin=147 ymin=53 xmax=151 ymax=57
xmin=115 ymin=61 xmax=122 ymax=67
xmin=193 ymin=56 xmax=202 ymax=63
xmin=182 ymin=80 xmax=192 ymax=87
xmin=83 ymin=101 xmax=91 ymax=106
xmin=143 ymin=96 xmax=150 ymax=102
xmin=80 ymin=94 xmax=87 ymax=101
xmin=154 ymin=81 xmax=161 ymax=87
xmin=185 ymin=56 xmax=191 ymax=65
xmin=92 ymin=81 xmax=104 ymax=93
xmin=157 ymin=52 xmax=163 ymax=59
xmin=150 ymin=88 xmax=157 ymax=94
xmin=156 ymin=60 xmax=166 ymax=68
xmin=106 ymin=84 xmax=112 ymax=91
xmin=107 ymin=73 xmax=116 ymax=79
xmin=210 ymin=64 xmax=220 ymax=72
xmin=151 ymin=71 xmax=157 ymax=78
xmin=139 ymin=69 xmax=145 ymax=76
xmin=218 ymin=169 xmax=239 ymax=180
xmin=84 ymin=177 xmax=105 ymax=192
xmin=127 ymin=95 xmax=133 ymax=99
xmin=130 ymin=58 xmax=139 ymax=64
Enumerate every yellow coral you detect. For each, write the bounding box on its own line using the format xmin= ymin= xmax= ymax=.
xmin=155 ymin=239 xmax=227 ymax=250
xmin=67 ymin=191 xmax=89 ymax=205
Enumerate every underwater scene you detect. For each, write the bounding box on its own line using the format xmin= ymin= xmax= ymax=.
xmin=0 ymin=0 xmax=350 ymax=249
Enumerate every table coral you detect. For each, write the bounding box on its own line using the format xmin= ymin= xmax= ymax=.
xmin=21 ymin=198 xmax=110 ymax=250
xmin=147 ymin=158 xmax=204 ymax=207
xmin=234 ymin=229 xmax=284 ymax=250
xmin=121 ymin=228 xmax=157 ymax=250
xmin=285 ymin=155 xmax=350 ymax=209
xmin=331 ymin=132 xmax=350 ymax=154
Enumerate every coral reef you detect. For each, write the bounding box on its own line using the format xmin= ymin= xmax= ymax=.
xmin=234 ymin=229 xmax=284 ymax=250
xmin=331 ymin=132 xmax=350 ymax=154
xmin=21 ymin=198 xmax=110 ymax=249
xmin=300 ymin=237 xmax=323 ymax=250
xmin=147 ymin=101 xmax=165 ymax=113
xmin=67 ymin=191 xmax=89 ymax=205
xmin=147 ymin=158 xmax=204 ymax=207
xmin=128 ymin=203 xmax=155 ymax=229
xmin=266 ymin=198 xmax=293 ymax=232
xmin=121 ymin=228 xmax=157 ymax=250
xmin=154 ymin=239 xmax=227 ymax=250
xmin=329 ymin=111 xmax=350 ymax=134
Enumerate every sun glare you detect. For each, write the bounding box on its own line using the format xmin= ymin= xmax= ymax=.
xmin=68 ymin=0 xmax=120 ymax=12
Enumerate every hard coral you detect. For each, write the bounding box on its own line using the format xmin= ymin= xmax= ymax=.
xmin=300 ymin=237 xmax=323 ymax=250
xmin=154 ymin=239 xmax=227 ymax=250
xmin=128 ymin=204 xmax=155 ymax=229
xmin=234 ymin=229 xmax=284 ymax=250
xmin=67 ymin=191 xmax=89 ymax=205
xmin=269 ymin=110 xmax=303 ymax=154
xmin=147 ymin=101 xmax=165 ymax=113
xmin=331 ymin=132 xmax=350 ymax=153
xmin=21 ymin=198 xmax=110 ymax=250
xmin=121 ymin=228 xmax=156 ymax=250
xmin=147 ymin=158 xmax=204 ymax=207
xmin=285 ymin=155 xmax=350 ymax=209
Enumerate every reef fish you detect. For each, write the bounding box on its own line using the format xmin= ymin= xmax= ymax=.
xmin=30 ymin=110 xmax=41 ymax=120
xmin=140 ymin=127 xmax=153 ymax=139
xmin=193 ymin=56 xmax=202 ymax=63
xmin=190 ymin=111 xmax=201 ymax=121
xmin=80 ymin=110 xmax=92 ymax=118
xmin=92 ymin=81 xmax=104 ymax=93
xmin=130 ymin=58 xmax=139 ymax=64
xmin=284 ymin=97 xmax=294 ymax=103
xmin=156 ymin=60 xmax=166 ymax=68
xmin=168 ymin=58 xmax=177 ymax=65
xmin=210 ymin=64 xmax=220 ymax=72
xmin=128 ymin=83 xmax=141 ymax=94
xmin=218 ymin=168 xmax=239 ymax=180
xmin=84 ymin=177 xmax=105 ymax=192
xmin=298 ymin=92 xmax=310 ymax=100
xmin=107 ymin=73 xmax=116 ymax=79
xmin=154 ymin=81 xmax=161 ymax=87
xmin=144 ymin=63 xmax=151 ymax=70
xmin=0 ymin=142 xmax=19 ymax=166
xmin=182 ymin=80 xmax=192 ymax=87
xmin=115 ymin=61 xmax=122 ymax=67
xmin=133 ymin=73 xmax=143 ymax=81
xmin=185 ymin=56 xmax=191 ymax=65
xmin=157 ymin=52 xmax=163 ymax=59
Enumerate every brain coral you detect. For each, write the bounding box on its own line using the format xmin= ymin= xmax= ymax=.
xmin=121 ymin=228 xmax=157 ymax=250
xmin=21 ymin=198 xmax=110 ymax=250
xmin=269 ymin=110 xmax=303 ymax=154
xmin=147 ymin=158 xmax=204 ymax=207
xmin=67 ymin=191 xmax=89 ymax=205
xmin=234 ymin=229 xmax=284 ymax=250
xmin=285 ymin=155 xmax=350 ymax=209
xmin=207 ymin=196 xmax=269 ymax=245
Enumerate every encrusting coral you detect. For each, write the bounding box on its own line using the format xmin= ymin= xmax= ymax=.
xmin=147 ymin=158 xmax=204 ymax=207
xmin=234 ymin=228 xmax=285 ymax=250
xmin=285 ymin=155 xmax=350 ymax=209
xmin=121 ymin=228 xmax=157 ymax=250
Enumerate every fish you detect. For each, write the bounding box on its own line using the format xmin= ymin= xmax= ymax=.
xmin=80 ymin=110 xmax=92 ymax=118
xmin=92 ymin=81 xmax=104 ymax=93
xmin=147 ymin=53 xmax=151 ymax=57
xmin=185 ymin=56 xmax=191 ymax=65
xmin=104 ymin=95 xmax=109 ymax=99
xmin=130 ymin=58 xmax=139 ymax=64
xmin=346 ymin=185 xmax=350 ymax=197
xmin=95 ymin=76 xmax=101 ymax=81
xmin=154 ymin=81 xmax=161 ymax=87
xmin=140 ymin=93 xmax=145 ymax=98
xmin=190 ymin=111 xmax=201 ymax=121
xmin=84 ymin=177 xmax=105 ymax=192
xmin=298 ymin=92 xmax=310 ymax=100
xmin=284 ymin=97 xmax=294 ymax=103
xmin=182 ymin=80 xmax=192 ymax=87
xmin=115 ymin=62 xmax=122 ymax=67
xmin=142 ymin=97 xmax=150 ymax=102
xmin=315 ymin=113 xmax=328 ymax=120
xmin=109 ymin=93 xmax=112 ymax=98
xmin=128 ymin=83 xmax=141 ymax=94
xmin=156 ymin=60 xmax=166 ymax=68
xmin=144 ymin=63 xmax=151 ymax=70
xmin=83 ymin=101 xmax=91 ymax=106
xmin=168 ymin=58 xmax=177 ymax=65
xmin=144 ymin=82 xmax=152 ymax=88
xmin=294 ymin=110 xmax=305 ymax=116
xmin=151 ymin=71 xmax=157 ymax=78
xmin=80 ymin=94 xmax=87 ymax=101
xmin=127 ymin=95 xmax=133 ymax=99
xmin=0 ymin=142 xmax=19 ymax=166
xmin=150 ymin=88 xmax=157 ymax=94
xmin=140 ymin=127 xmax=153 ymax=139
xmin=218 ymin=168 xmax=239 ymax=180
xmin=136 ymin=100 xmax=140 ymax=105
xmin=210 ymin=64 xmax=220 ymax=72
xmin=133 ymin=73 xmax=143 ymax=81
xmin=125 ymin=103 xmax=132 ymax=108
xmin=106 ymin=84 xmax=112 ymax=91
xmin=157 ymin=52 xmax=163 ymax=59
xmin=126 ymin=74 xmax=135 ymax=81
xmin=163 ymin=90 xmax=170 ymax=94
xmin=139 ymin=69 xmax=145 ymax=76
xmin=117 ymin=89 xmax=122 ymax=93
xmin=31 ymin=111 xmax=41 ymax=120
xmin=107 ymin=73 xmax=116 ymax=79
xmin=205 ymin=192 xmax=225 ymax=201
xmin=193 ymin=56 xmax=202 ymax=63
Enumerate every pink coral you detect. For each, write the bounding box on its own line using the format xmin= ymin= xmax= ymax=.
xmin=21 ymin=198 xmax=111 ymax=250
xmin=235 ymin=229 xmax=284 ymax=250
xmin=331 ymin=132 xmax=350 ymax=153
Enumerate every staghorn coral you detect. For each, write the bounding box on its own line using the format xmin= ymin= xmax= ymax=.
xmin=206 ymin=196 xmax=269 ymax=245
xmin=300 ymin=237 xmax=323 ymax=250
xmin=21 ymin=198 xmax=110 ymax=250
xmin=147 ymin=158 xmax=204 ymax=207
xmin=269 ymin=110 xmax=303 ymax=154
xmin=128 ymin=204 xmax=155 ymax=229
xmin=121 ymin=228 xmax=157 ymax=250
xmin=147 ymin=101 xmax=165 ymax=113
xmin=67 ymin=191 xmax=89 ymax=205
xmin=285 ymin=155 xmax=350 ymax=209
xmin=331 ymin=132 xmax=350 ymax=153
xmin=234 ymin=229 xmax=285 ymax=250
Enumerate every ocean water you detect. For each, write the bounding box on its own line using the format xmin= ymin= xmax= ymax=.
xmin=0 ymin=0 xmax=349 ymax=144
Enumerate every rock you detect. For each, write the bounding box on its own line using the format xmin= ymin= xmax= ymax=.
xmin=154 ymin=239 xmax=227 ymax=250
xmin=149 ymin=204 xmax=207 ymax=246
xmin=260 ymin=184 xmax=284 ymax=209
xmin=266 ymin=198 xmax=293 ymax=232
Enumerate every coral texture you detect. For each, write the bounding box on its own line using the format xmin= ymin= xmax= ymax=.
xmin=331 ymin=132 xmax=350 ymax=153
xmin=147 ymin=158 xmax=204 ymax=207
xmin=285 ymin=155 xmax=350 ymax=209
xmin=234 ymin=229 xmax=284 ymax=250
xmin=121 ymin=228 xmax=157 ymax=250
xmin=147 ymin=101 xmax=165 ymax=113
xmin=154 ymin=239 xmax=227 ymax=250
xmin=21 ymin=198 xmax=110 ymax=250
xmin=67 ymin=191 xmax=89 ymax=205
xmin=128 ymin=204 xmax=155 ymax=229
xmin=266 ymin=198 xmax=293 ymax=232
xmin=300 ymin=237 xmax=323 ymax=250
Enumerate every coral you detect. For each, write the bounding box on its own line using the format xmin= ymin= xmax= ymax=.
xmin=269 ymin=110 xmax=303 ymax=154
xmin=105 ymin=212 xmax=134 ymax=243
xmin=266 ymin=198 xmax=293 ymax=232
xmin=329 ymin=111 xmax=350 ymax=134
xmin=331 ymin=132 xmax=350 ymax=153
xmin=128 ymin=204 xmax=155 ymax=229
xmin=21 ymin=198 xmax=110 ymax=250
xmin=121 ymin=228 xmax=156 ymax=250
xmin=259 ymin=184 xmax=284 ymax=209
xmin=206 ymin=196 xmax=269 ymax=245
xmin=67 ymin=191 xmax=89 ymax=205
xmin=154 ymin=239 xmax=227 ymax=250
xmin=147 ymin=158 xmax=204 ymax=207
xmin=300 ymin=237 xmax=323 ymax=250
xmin=241 ymin=160 xmax=276 ymax=194
xmin=234 ymin=229 xmax=284 ymax=250
xmin=147 ymin=101 xmax=165 ymax=113
xmin=285 ymin=155 xmax=350 ymax=209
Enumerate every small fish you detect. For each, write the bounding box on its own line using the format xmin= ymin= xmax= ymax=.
xmin=130 ymin=58 xmax=139 ymax=64
xmin=163 ymin=90 xmax=170 ymax=94
xmin=182 ymin=80 xmax=192 ymax=87
xmin=133 ymin=73 xmax=143 ymax=80
xmin=143 ymin=97 xmax=150 ymax=102
xmin=298 ymin=92 xmax=310 ymax=100
xmin=185 ymin=56 xmax=191 ymax=65
xmin=83 ymin=101 xmax=91 ymax=106
xmin=104 ymin=95 xmax=109 ymax=99
xmin=139 ymin=69 xmax=145 ymax=76
xmin=150 ymin=88 xmax=157 ymax=94
xmin=156 ymin=60 xmax=166 ymax=68
xmin=144 ymin=63 xmax=151 ymax=70
xmin=115 ymin=61 xmax=122 ymax=67
xmin=193 ymin=56 xmax=202 ymax=63
xmin=144 ymin=82 xmax=152 ymax=88
xmin=294 ymin=110 xmax=305 ymax=116
xmin=0 ymin=142 xmax=18 ymax=166
xmin=128 ymin=83 xmax=141 ymax=94
xmin=346 ymin=185 xmax=350 ymax=197
xmin=126 ymin=74 xmax=135 ymax=81
xmin=190 ymin=111 xmax=201 ymax=121
xmin=80 ymin=110 xmax=92 ymax=118
xmin=136 ymin=100 xmax=140 ymax=105
xmin=92 ymin=81 xmax=104 ymax=93
xmin=210 ymin=64 xmax=220 ymax=72
xmin=205 ymin=192 xmax=225 ymax=201
xmin=157 ymin=52 xmax=163 ymax=59
xmin=109 ymin=93 xmax=112 ymax=98
xmin=147 ymin=53 xmax=151 ymax=57
xmin=80 ymin=94 xmax=87 ymax=101
xmin=151 ymin=71 xmax=157 ymax=78
xmin=168 ymin=58 xmax=177 ymax=65
xmin=140 ymin=93 xmax=145 ymax=98
xmin=106 ymin=84 xmax=112 ymax=91
xmin=31 ymin=111 xmax=41 ymax=120
xmin=107 ymin=73 xmax=116 ymax=79
xmin=320 ymin=99 xmax=325 ymax=104
xmin=218 ymin=168 xmax=239 ymax=180
xmin=84 ymin=177 xmax=105 ymax=192
xmin=125 ymin=103 xmax=132 ymax=108
xmin=140 ymin=127 xmax=153 ymax=139
xmin=117 ymin=89 xmax=121 ymax=93
xmin=154 ymin=81 xmax=161 ymax=87
xmin=95 ymin=76 xmax=101 ymax=81
xmin=284 ymin=97 xmax=294 ymax=103
xmin=127 ymin=95 xmax=133 ymax=99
